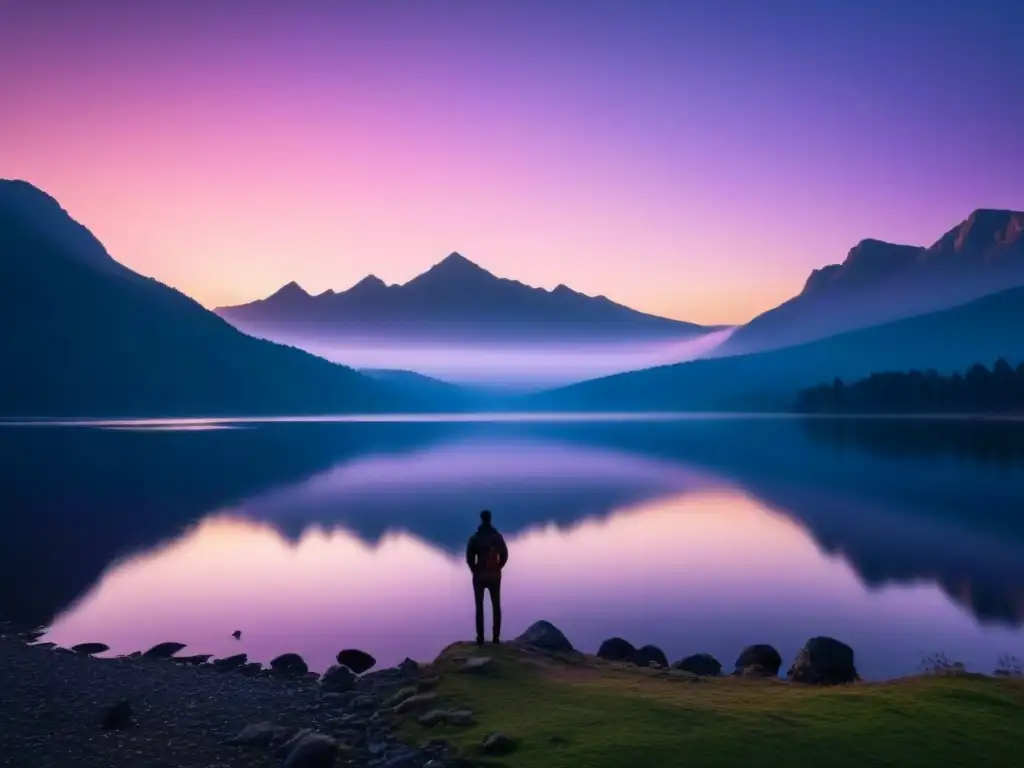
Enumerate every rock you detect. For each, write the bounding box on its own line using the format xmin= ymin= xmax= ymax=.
xmin=597 ymin=637 xmax=636 ymax=661
xmin=125 ymin=651 xmax=142 ymax=659
xmin=271 ymin=653 xmax=309 ymax=676
xmin=787 ymin=636 xmax=858 ymax=685
xmin=630 ymin=644 xmax=668 ymax=668
xmin=461 ymin=656 xmax=492 ymax=673
xmin=416 ymin=677 xmax=439 ymax=692
xmin=672 ymin=653 xmax=722 ymax=676
xmin=321 ymin=664 xmax=358 ymax=694
xmin=394 ymin=692 xmax=438 ymax=714
xmin=213 ymin=653 xmax=248 ymax=671
xmin=239 ymin=662 xmax=263 ymax=676
xmin=228 ymin=721 xmax=290 ymax=748
xmin=351 ymin=695 xmax=377 ymax=711
xmin=398 ymin=657 xmax=420 ymax=674
xmin=32 ymin=642 xmax=57 ymax=651
xmin=734 ymin=644 xmax=782 ymax=676
xmin=418 ymin=709 xmax=475 ymax=728
xmin=174 ymin=654 xmax=212 ymax=666
xmin=142 ymin=641 xmax=186 ymax=659
xmin=418 ymin=709 xmax=449 ymax=727
xmin=447 ymin=710 xmax=475 ymax=727
xmin=515 ymin=620 xmax=573 ymax=653
xmin=232 ymin=630 xmax=242 ymax=639
xmin=101 ymin=700 xmax=132 ymax=730
xmin=738 ymin=664 xmax=772 ymax=678
xmin=282 ymin=732 xmax=338 ymax=768
xmin=335 ymin=648 xmax=376 ymax=674
xmin=482 ymin=732 xmax=517 ymax=756
xmin=275 ymin=729 xmax=314 ymax=758
xmin=385 ymin=687 xmax=417 ymax=707
xmin=72 ymin=642 xmax=109 ymax=656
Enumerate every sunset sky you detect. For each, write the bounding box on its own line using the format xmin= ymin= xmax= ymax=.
xmin=3 ymin=0 xmax=1021 ymax=325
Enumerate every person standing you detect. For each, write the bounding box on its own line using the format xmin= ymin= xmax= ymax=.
xmin=465 ymin=509 xmax=508 ymax=645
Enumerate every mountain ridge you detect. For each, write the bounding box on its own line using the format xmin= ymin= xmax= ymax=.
xmin=216 ymin=251 xmax=717 ymax=343
xmin=713 ymin=208 xmax=1024 ymax=357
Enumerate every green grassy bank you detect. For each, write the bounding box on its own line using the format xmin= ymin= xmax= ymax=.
xmin=397 ymin=643 xmax=1024 ymax=768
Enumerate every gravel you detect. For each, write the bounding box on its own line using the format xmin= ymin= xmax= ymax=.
xmin=0 ymin=633 xmax=330 ymax=768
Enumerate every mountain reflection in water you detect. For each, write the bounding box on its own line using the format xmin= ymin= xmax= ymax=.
xmin=1 ymin=415 xmax=1022 ymax=679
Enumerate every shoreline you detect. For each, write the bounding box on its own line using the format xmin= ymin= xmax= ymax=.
xmin=3 ymin=620 xmax=1022 ymax=767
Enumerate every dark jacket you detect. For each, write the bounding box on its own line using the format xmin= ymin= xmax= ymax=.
xmin=466 ymin=523 xmax=508 ymax=578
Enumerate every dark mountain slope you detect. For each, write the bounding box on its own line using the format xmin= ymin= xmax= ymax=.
xmin=533 ymin=285 xmax=1024 ymax=412
xmin=0 ymin=180 xmax=430 ymax=417
xmin=713 ymin=209 xmax=1024 ymax=357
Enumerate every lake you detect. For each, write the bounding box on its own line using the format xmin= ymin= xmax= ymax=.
xmin=2 ymin=414 xmax=1023 ymax=679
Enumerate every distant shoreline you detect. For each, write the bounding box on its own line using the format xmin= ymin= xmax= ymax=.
xmin=3 ymin=410 xmax=1024 ymax=427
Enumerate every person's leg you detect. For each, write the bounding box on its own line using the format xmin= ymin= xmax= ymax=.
xmin=473 ymin=578 xmax=485 ymax=644
xmin=489 ymin=578 xmax=502 ymax=643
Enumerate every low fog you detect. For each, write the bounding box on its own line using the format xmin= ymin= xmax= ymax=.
xmin=254 ymin=328 xmax=735 ymax=391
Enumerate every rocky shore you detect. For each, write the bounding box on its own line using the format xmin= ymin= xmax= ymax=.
xmin=1 ymin=619 xmax=1012 ymax=768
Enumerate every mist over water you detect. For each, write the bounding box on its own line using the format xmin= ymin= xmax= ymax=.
xmin=249 ymin=329 xmax=736 ymax=389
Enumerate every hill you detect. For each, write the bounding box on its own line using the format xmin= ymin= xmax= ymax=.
xmin=532 ymin=285 xmax=1024 ymax=411
xmin=0 ymin=180 xmax=440 ymax=417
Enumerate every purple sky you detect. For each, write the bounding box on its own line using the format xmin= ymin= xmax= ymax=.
xmin=2 ymin=0 xmax=1022 ymax=323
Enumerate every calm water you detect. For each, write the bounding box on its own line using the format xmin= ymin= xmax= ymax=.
xmin=2 ymin=415 xmax=1023 ymax=679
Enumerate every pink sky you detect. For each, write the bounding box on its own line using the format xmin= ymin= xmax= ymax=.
xmin=2 ymin=1 xmax=1021 ymax=325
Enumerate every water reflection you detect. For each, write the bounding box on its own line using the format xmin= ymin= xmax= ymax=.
xmin=1 ymin=416 xmax=1022 ymax=679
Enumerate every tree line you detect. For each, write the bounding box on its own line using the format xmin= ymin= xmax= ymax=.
xmin=796 ymin=359 xmax=1024 ymax=413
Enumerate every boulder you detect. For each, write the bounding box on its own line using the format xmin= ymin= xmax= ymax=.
xmin=281 ymin=732 xmax=337 ymax=768
xmin=271 ymin=653 xmax=309 ymax=676
xmin=787 ymin=637 xmax=858 ymax=685
xmin=101 ymin=700 xmax=132 ymax=730
xmin=142 ymin=641 xmax=186 ymax=659
xmin=239 ymin=662 xmax=263 ymax=676
xmin=321 ymin=664 xmax=357 ymax=694
xmin=597 ymin=637 xmax=636 ymax=662
xmin=734 ymin=644 xmax=782 ymax=676
xmin=72 ymin=643 xmax=109 ymax=656
xmin=514 ymin=620 xmax=573 ymax=653
xmin=335 ymin=649 xmax=376 ymax=675
xmin=213 ymin=653 xmax=248 ymax=671
xmin=630 ymin=644 xmax=668 ymax=668
xmin=672 ymin=653 xmax=722 ymax=676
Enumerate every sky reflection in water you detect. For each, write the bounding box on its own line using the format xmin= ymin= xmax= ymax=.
xmin=40 ymin=424 xmax=1024 ymax=679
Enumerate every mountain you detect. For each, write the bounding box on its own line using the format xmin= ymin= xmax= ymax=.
xmin=0 ymin=180 xmax=445 ymax=417
xmin=216 ymin=252 xmax=717 ymax=343
xmin=531 ymin=284 xmax=1024 ymax=412
xmin=711 ymin=209 xmax=1024 ymax=357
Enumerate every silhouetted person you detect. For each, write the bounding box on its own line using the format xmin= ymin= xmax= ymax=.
xmin=465 ymin=509 xmax=508 ymax=645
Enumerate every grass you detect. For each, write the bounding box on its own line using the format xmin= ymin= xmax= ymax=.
xmin=398 ymin=643 xmax=1024 ymax=768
